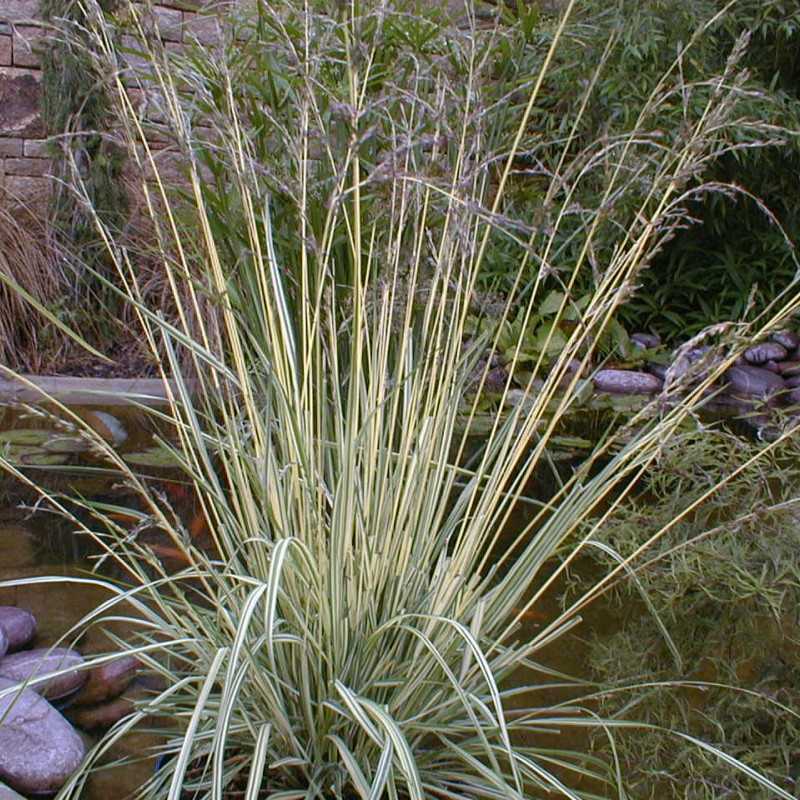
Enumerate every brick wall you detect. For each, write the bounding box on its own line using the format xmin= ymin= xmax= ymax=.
xmin=0 ymin=0 xmax=223 ymax=210
xmin=0 ymin=1 xmax=48 ymax=205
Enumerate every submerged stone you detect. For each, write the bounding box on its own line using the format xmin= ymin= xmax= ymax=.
xmin=70 ymin=655 xmax=140 ymax=707
xmin=0 ymin=648 xmax=86 ymax=700
xmin=593 ymin=369 xmax=662 ymax=395
xmin=0 ymin=677 xmax=85 ymax=795
xmin=0 ymin=607 xmax=36 ymax=652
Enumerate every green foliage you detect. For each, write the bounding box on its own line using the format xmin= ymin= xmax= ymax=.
xmin=582 ymin=423 xmax=800 ymax=798
xmin=482 ymin=0 xmax=800 ymax=339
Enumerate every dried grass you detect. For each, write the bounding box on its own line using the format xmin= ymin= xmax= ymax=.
xmin=0 ymin=205 xmax=69 ymax=373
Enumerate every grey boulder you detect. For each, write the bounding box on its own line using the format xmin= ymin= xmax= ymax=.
xmin=0 ymin=677 xmax=85 ymax=795
xmin=0 ymin=608 xmax=36 ymax=652
xmin=725 ymin=365 xmax=786 ymax=401
xmin=594 ymin=369 xmax=662 ymax=395
xmin=743 ymin=342 xmax=788 ymax=365
xmin=0 ymin=648 xmax=86 ymax=701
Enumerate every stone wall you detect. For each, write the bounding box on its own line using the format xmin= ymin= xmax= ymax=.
xmin=0 ymin=0 xmax=48 ymax=206
xmin=0 ymin=0 xmax=222 ymax=211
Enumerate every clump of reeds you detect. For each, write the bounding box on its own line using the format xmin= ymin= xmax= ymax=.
xmin=1 ymin=1 xmax=799 ymax=799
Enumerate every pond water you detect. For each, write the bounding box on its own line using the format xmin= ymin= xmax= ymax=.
xmin=0 ymin=403 xmax=640 ymax=798
xmin=0 ymin=509 xmax=160 ymax=798
xmin=0 ymin=405 xmax=176 ymax=798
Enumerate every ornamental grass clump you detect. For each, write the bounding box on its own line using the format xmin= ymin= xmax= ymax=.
xmin=2 ymin=1 xmax=800 ymax=798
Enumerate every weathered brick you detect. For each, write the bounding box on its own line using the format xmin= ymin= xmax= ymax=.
xmin=2 ymin=175 xmax=50 ymax=209
xmin=1 ymin=0 xmax=39 ymax=25
xmin=126 ymin=4 xmax=183 ymax=42
xmin=183 ymin=11 xmax=222 ymax=46
xmin=154 ymin=6 xmax=183 ymax=41
xmin=141 ymin=147 xmax=185 ymax=183
xmin=12 ymin=25 xmax=43 ymax=68
xmin=120 ymin=34 xmax=151 ymax=75
xmin=4 ymin=156 xmax=50 ymax=176
xmin=0 ymin=137 xmax=23 ymax=156
xmin=127 ymin=86 xmax=170 ymax=124
xmin=0 ymin=34 xmax=11 ymax=66
xmin=0 ymin=67 xmax=43 ymax=138
xmin=23 ymin=138 xmax=49 ymax=157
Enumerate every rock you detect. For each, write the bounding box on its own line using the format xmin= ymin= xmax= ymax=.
xmin=66 ymin=680 xmax=148 ymax=731
xmin=0 ymin=648 xmax=86 ymax=700
xmin=771 ymin=330 xmax=800 ymax=351
xmin=763 ymin=360 xmax=781 ymax=373
xmin=555 ymin=358 xmax=584 ymax=389
xmin=0 ymin=781 xmax=26 ymax=800
xmin=0 ymin=629 xmax=6 ymax=660
xmin=593 ymin=369 xmax=662 ymax=395
xmin=775 ymin=360 xmax=800 ymax=376
xmin=743 ymin=342 xmax=788 ymax=365
xmin=669 ymin=345 xmax=713 ymax=381
xmin=786 ymin=375 xmax=800 ymax=389
xmin=483 ymin=366 xmax=508 ymax=394
xmin=725 ymin=365 xmax=786 ymax=401
xmin=70 ymin=655 xmax=140 ymax=707
xmin=788 ymin=388 xmax=800 ymax=406
xmin=67 ymin=695 xmax=135 ymax=731
xmin=0 ymin=677 xmax=86 ymax=795
xmin=0 ymin=68 xmax=43 ymax=138
xmin=631 ymin=332 xmax=661 ymax=350
xmin=0 ymin=607 xmax=36 ymax=652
